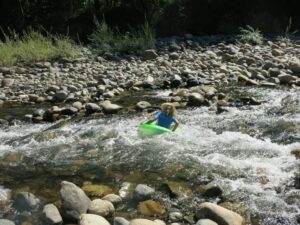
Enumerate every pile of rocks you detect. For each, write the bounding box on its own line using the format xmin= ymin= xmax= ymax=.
xmin=0 ymin=180 xmax=244 ymax=225
xmin=1 ymin=35 xmax=300 ymax=123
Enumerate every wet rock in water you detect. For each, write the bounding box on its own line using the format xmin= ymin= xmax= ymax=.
xmin=240 ymin=97 xmax=261 ymax=105
xmin=172 ymin=89 xmax=189 ymax=97
xmin=79 ymin=214 xmax=110 ymax=225
xmin=136 ymin=101 xmax=152 ymax=110
xmin=278 ymin=74 xmax=296 ymax=84
xmin=119 ymin=182 xmax=135 ymax=199
xmin=33 ymin=108 xmax=46 ymax=117
xmin=82 ymin=183 xmax=114 ymax=198
xmin=85 ymin=103 xmax=102 ymax=114
xmin=196 ymin=219 xmax=218 ymax=225
xmin=195 ymin=202 xmax=243 ymax=225
xmin=162 ymin=181 xmax=193 ymax=197
xmin=195 ymin=182 xmax=223 ymax=198
xmin=129 ymin=219 xmax=163 ymax=225
xmin=13 ymin=192 xmax=40 ymax=212
xmin=102 ymin=194 xmax=122 ymax=205
xmin=134 ymin=184 xmax=155 ymax=200
xmin=169 ymin=211 xmax=183 ymax=222
xmin=288 ymin=60 xmax=300 ymax=74
xmin=0 ymin=219 xmax=15 ymax=225
xmin=114 ymin=217 xmax=130 ymax=225
xmin=88 ymin=199 xmax=115 ymax=217
xmin=170 ymin=75 xmax=183 ymax=88
xmin=142 ymin=49 xmax=158 ymax=61
xmin=42 ymin=203 xmax=63 ymax=225
xmin=186 ymin=78 xmax=199 ymax=87
xmin=60 ymin=107 xmax=78 ymax=115
xmin=100 ymin=100 xmax=122 ymax=114
xmin=137 ymin=200 xmax=166 ymax=216
xmin=187 ymin=93 xmax=205 ymax=106
xmin=291 ymin=149 xmax=300 ymax=159
xmin=60 ymin=181 xmax=91 ymax=220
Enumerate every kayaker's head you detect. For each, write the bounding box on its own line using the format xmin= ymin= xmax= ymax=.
xmin=161 ymin=103 xmax=176 ymax=117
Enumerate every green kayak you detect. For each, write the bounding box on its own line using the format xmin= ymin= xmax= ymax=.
xmin=138 ymin=122 xmax=171 ymax=137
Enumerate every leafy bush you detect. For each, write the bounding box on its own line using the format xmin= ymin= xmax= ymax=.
xmin=237 ymin=25 xmax=264 ymax=45
xmin=90 ymin=21 xmax=155 ymax=55
xmin=0 ymin=30 xmax=81 ymax=66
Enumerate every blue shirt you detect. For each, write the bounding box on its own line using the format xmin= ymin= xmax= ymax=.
xmin=155 ymin=112 xmax=176 ymax=129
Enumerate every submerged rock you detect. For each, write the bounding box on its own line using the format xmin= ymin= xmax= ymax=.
xmin=13 ymin=192 xmax=40 ymax=212
xmin=134 ymin=184 xmax=155 ymax=200
xmin=82 ymin=183 xmax=114 ymax=198
xmin=137 ymin=200 xmax=166 ymax=216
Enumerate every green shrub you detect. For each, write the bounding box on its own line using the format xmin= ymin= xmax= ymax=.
xmin=237 ymin=25 xmax=264 ymax=45
xmin=0 ymin=30 xmax=81 ymax=66
xmin=90 ymin=21 xmax=155 ymax=55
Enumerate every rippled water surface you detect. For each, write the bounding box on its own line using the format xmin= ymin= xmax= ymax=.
xmin=0 ymin=86 xmax=300 ymax=224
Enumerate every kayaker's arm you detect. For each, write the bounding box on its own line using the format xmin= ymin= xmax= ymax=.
xmin=172 ymin=120 xmax=179 ymax=131
xmin=145 ymin=118 xmax=157 ymax=124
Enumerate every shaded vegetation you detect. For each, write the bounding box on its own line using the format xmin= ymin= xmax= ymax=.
xmin=237 ymin=26 xmax=264 ymax=45
xmin=1 ymin=0 xmax=300 ymax=38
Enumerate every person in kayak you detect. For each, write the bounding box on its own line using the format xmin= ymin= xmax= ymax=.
xmin=144 ymin=103 xmax=179 ymax=131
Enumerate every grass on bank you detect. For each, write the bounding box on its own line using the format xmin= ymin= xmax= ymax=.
xmin=0 ymin=31 xmax=81 ymax=66
xmin=89 ymin=21 xmax=155 ymax=55
xmin=237 ymin=25 xmax=264 ymax=45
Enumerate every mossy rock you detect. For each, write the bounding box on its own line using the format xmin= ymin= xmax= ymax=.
xmin=162 ymin=181 xmax=193 ymax=197
xmin=219 ymin=202 xmax=249 ymax=224
xmin=82 ymin=183 xmax=114 ymax=198
xmin=137 ymin=200 xmax=166 ymax=216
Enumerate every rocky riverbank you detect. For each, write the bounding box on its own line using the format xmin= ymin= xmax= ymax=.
xmin=1 ymin=35 xmax=300 ymax=124
xmin=1 ymin=35 xmax=300 ymax=225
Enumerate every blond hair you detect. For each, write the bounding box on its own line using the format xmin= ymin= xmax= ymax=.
xmin=161 ymin=103 xmax=176 ymax=117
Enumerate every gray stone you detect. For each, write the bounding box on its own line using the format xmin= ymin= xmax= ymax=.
xmin=114 ymin=217 xmax=130 ymax=225
xmin=79 ymin=214 xmax=110 ymax=225
xmin=278 ymin=74 xmax=296 ymax=84
xmin=134 ymin=184 xmax=155 ymax=200
xmin=54 ymin=91 xmax=68 ymax=102
xmin=85 ymin=103 xmax=102 ymax=113
xmin=169 ymin=212 xmax=183 ymax=222
xmin=1 ymin=78 xmax=14 ymax=87
xmin=142 ymin=49 xmax=158 ymax=61
xmin=129 ymin=219 xmax=159 ymax=225
xmin=88 ymin=199 xmax=115 ymax=217
xmin=73 ymin=101 xmax=83 ymax=110
xmin=100 ymin=100 xmax=121 ymax=114
xmin=289 ymin=60 xmax=300 ymax=73
xmin=60 ymin=180 xmax=91 ymax=220
xmin=195 ymin=202 xmax=243 ymax=225
xmin=169 ymin=52 xmax=180 ymax=60
xmin=188 ymin=93 xmax=205 ymax=106
xmin=14 ymin=192 xmax=40 ymax=212
xmin=136 ymin=101 xmax=152 ymax=110
xmin=102 ymin=194 xmax=122 ymax=205
xmin=42 ymin=203 xmax=63 ymax=225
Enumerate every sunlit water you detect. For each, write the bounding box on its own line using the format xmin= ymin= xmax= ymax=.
xmin=0 ymin=86 xmax=300 ymax=224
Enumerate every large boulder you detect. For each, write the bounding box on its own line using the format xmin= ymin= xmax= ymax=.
xmin=42 ymin=204 xmax=63 ymax=225
xmin=195 ymin=202 xmax=243 ymax=225
xmin=60 ymin=181 xmax=91 ymax=220
xmin=79 ymin=214 xmax=110 ymax=225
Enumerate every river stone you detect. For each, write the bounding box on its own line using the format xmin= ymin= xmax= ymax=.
xmin=42 ymin=203 xmax=63 ymax=225
xmin=79 ymin=214 xmax=110 ymax=225
xmin=14 ymin=192 xmax=40 ymax=212
xmin=85 ymin=103 xmax=102 ymax=113
xmin=114 ymin=217 xmax=130 ymax=225
xmin=88 ymin=199 xmax=115 ymax=217
xmin=82 ymin=183 xmax=114 ymax=198
xmin=142 ymin=49 xmax=158 ymax=60
xmin=195 ymin=202 xmax=243 ymax=225
xmin=134 ymin=184 xmax=155 ymax=200
xmin=129 ymin=219 xmax=160 ymax=225
xmin=163 ymin=181 xmax=193 ymax=197
xmin=288 ymin=60 xmax=300 ymax=74
xmin=188 ymin=93 xmax=205 ymax=106
xmin=73 ymin=101 xmax=83 ymax=110
xmin=173 ymin=89 xmax=189 ymax=97
xmin=169 ymin=52 xmax=180 ymax=60
xmin=54 ymin=90 xmax=68 ymax=102
xmin=119 ymin=182 xmax=135 ymax=198
xmin=102 ymin=194 xmax=122 ymax=205
xmin=100 ymin=100 xmax=121 ymax=114
xmin=0 ymin=219 xmax=15 ymax=225
xmin=169 ymin=212 xmax=183 ymax=222
xmin=137 ymin=200 xmax=165 ymax=216
xmin=60 ymin=107 xmax=78 ymax=115
xmin=136 ymin=101 xmax=152 ymax=110
xmin=278 ymin=74 xmax=296 ymax=84
xmin=195 ymin=182 xmax=223 ymax=197
xmin=60 ymin=180 xmax=91 ymax=220
xmin=196 ymin=219 xmax=218 ymax=225
xmin=170 ymin=75 xmax=182 ymax=88
xmin=1 ymin=78 xmax=14 ymax=87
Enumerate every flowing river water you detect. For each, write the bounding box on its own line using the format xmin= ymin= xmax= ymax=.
xmin=0 ymin=86 xmax=300 ymax=224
